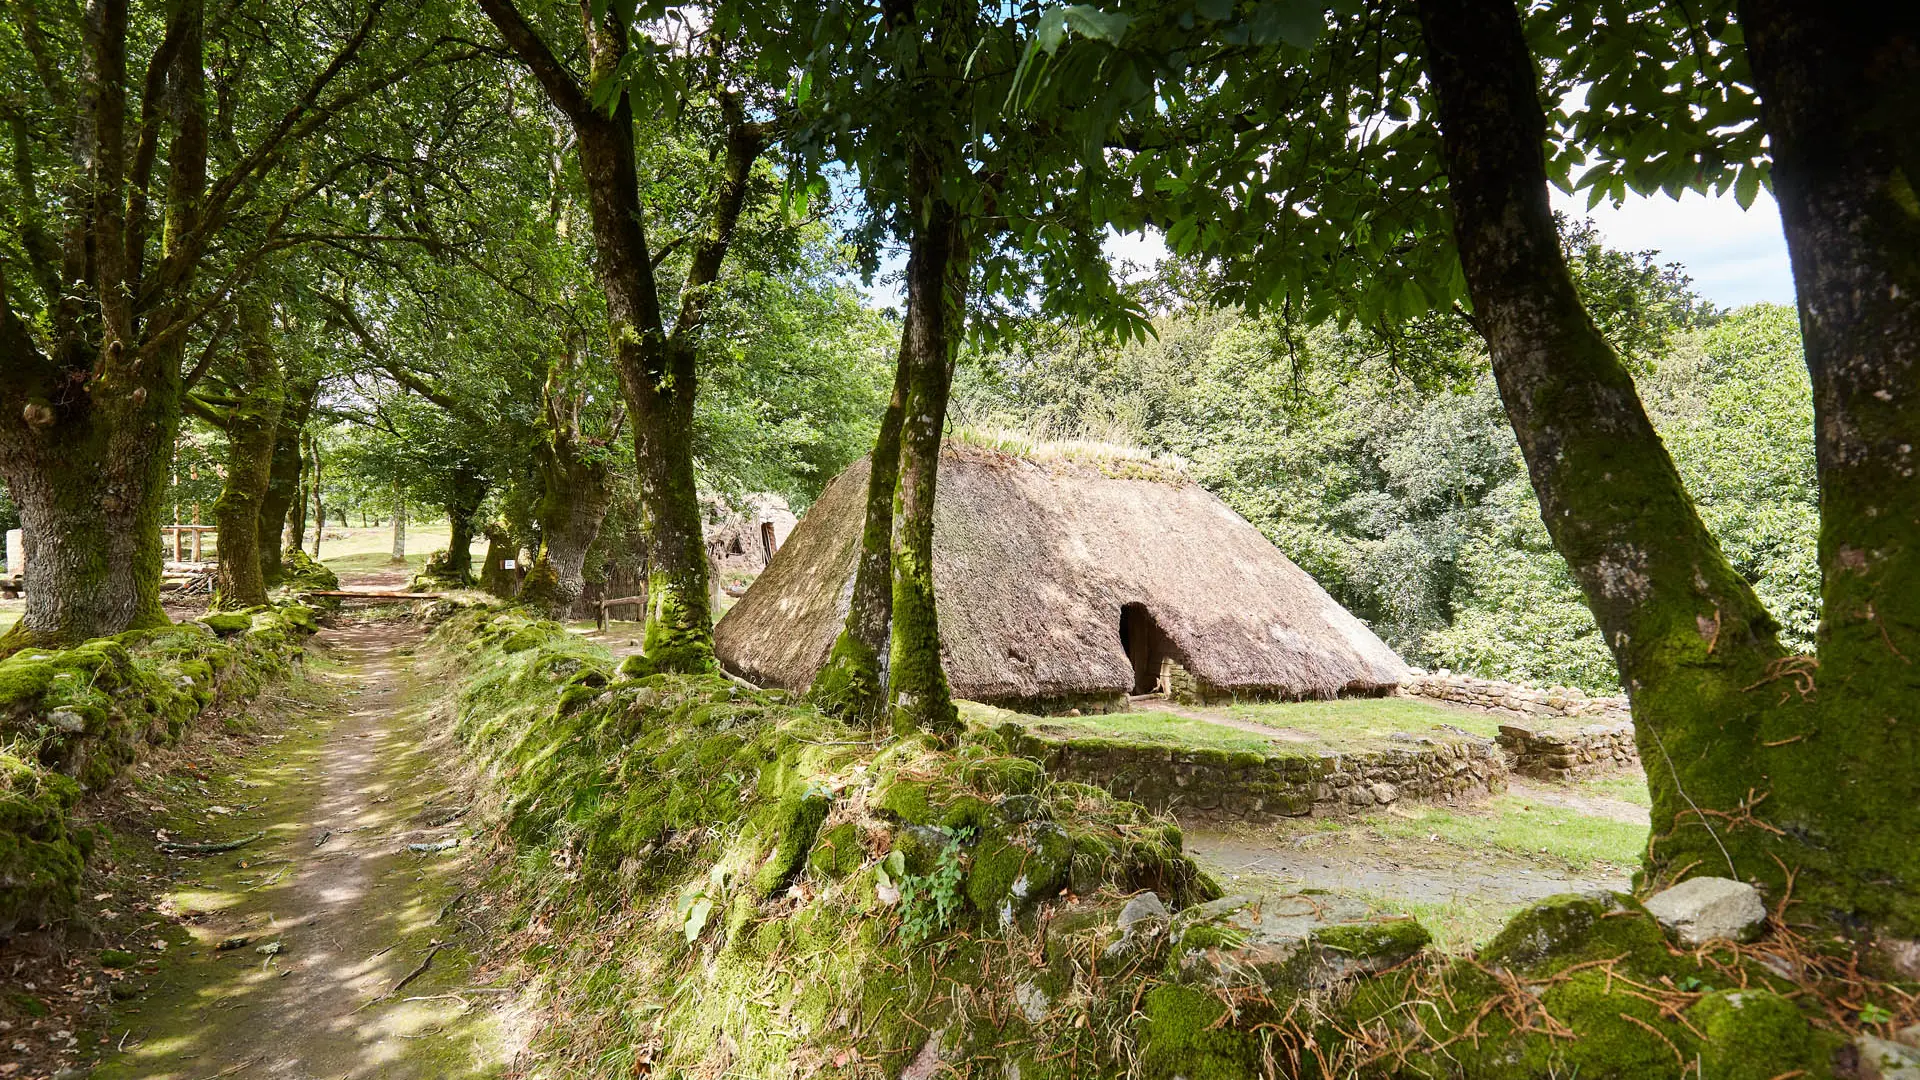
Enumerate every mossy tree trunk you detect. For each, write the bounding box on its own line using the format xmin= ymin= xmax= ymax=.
xmin=258 ymin=377 xmax=315 ymax=584
xmin=517 ymin=357 xmax=614 ymax=618
xmin=193 ymin=298 xmax=285 ymax=610
xmin=479 ymin=0 xmax=769 ymax=674
xmin=1737 ymin=0 xmax=1920 ymax=941
xmin=480 ymin=524 xmax=519 ymax=599
xmin=809 ymin=350 xmax=911 ymax=722
xmin=886 ymin=184 xmax=968 ymax=738
xmin=440 ymin=464 xmax=487 ymax=584
xmin=0 ymin=0 xmax=208 ymax=655
xmin=1420 ymin=0 xmax=1920 ymax=940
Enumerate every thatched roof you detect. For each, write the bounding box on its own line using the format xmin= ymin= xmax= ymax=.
xmin=713 ymin=443 xmax=1408 ymax=706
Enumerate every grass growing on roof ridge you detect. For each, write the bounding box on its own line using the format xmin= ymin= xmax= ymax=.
xmin=948 ymin=425 xmax=1188 ymax=477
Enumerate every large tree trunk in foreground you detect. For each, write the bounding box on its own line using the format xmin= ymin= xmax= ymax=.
xmin=0 ymin=385 xmax=179 ymax=652
xmin=1417 ymin=0 xmax=1799 ymax=899
xmin=1740 ymin=0 xmax=1920 ymax=942
xmin=207 ymin=304 xmax=285 ymax=609
xmin=517 ymin=435 xmax=612 ymax=617
xmin=887 ymin=199 xmax=968 ymax=738
xmin=258 ymin=379 xmax=315 ymax=584
xmin=809 ymin=350 xmax=911 ymax=722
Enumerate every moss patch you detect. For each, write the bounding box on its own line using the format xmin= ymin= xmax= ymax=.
xmin=0 ymin=604 xmax=315 ymax=934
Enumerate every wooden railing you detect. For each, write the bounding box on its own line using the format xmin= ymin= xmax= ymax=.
xmin=162 ymin=525 xmax=219 ymax=562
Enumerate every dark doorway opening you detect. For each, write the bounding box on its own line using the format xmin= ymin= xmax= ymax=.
xmin=1119 ymin=603 xmax=1174 ymax=694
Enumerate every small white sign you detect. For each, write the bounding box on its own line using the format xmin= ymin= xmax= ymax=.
xmin=501 ymin=559 xmax=517 ymax=570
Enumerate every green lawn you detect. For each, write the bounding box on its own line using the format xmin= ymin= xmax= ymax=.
xmin=1366 ymin=794 xmax=1647 ymax=873
xmin=963 ymin=703 xmax=1283 ymax=755
xmin=316 ymin=524 xmax=485 ymax=576
xmin=963 ymin=694 xmax=1501 ymax=756
xmin=1226 ymin=696 xmax=1504 ymax=741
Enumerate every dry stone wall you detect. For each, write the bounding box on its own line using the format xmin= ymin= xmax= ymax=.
xmin=997 ymin=726 xmax=1506 ymax=824
xmin=1398 ymin=669 xmax=1641 ymax=780
xmin=1497 ymin=719 xmax=1640 ymax=780
xmin=1399 ymin=669 xmax=1629 ymax=721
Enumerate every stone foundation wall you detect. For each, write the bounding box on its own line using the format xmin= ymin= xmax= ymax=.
xmin=999 ymin=728 xmax=1506 ymax=823
xmin=1496 ymin=719 xmax=1640 ymax=780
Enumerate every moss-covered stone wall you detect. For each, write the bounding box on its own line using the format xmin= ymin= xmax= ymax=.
xmin=0 ymin=604 xmax=318 ymax=934
xmin=993 ymin=722 xmax=1506 ymax=821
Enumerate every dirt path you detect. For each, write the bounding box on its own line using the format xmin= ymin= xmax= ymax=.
xmin=90 ymin=621 xmax=521 ymax=1080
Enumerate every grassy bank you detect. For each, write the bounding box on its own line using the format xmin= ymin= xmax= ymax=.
xmin=425 ymin=604 xmax=1882 ymax=1079
xmin=0 ymin=605 xmax=320 ymax=935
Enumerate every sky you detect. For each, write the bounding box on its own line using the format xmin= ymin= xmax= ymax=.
xmin=868 ymin=187 xmax=1798 ymax=313
xmin=1550 ymin=187 xmax=1795 ymax=309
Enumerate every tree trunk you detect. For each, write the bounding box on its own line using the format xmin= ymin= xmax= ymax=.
xmin=440 ymin=465 xmax=487 ymax=584
xmin=207 ymin=302 xmax=284 ymax=609
xmin=476 ymin=0 xmax=766 ymax=674
xmin=809 ymin=350 xmax=911 ymax=722
xmin=287 ymin=435 xmax=309 ymax=554
xmin=480 ymin=524 xmax=519 ymax=599
xmin=1739 ymin=0 xmax=1920 ymax=940
xmin=388 ymin=483 xmax=407 ymax=565
xmin=886 ymin=197 xmax=968 ymax=738
xmin=516 ymin=435 xmax=612 ymax=618
xmin=1416 ymin=0 xmax=1796 ymax=895
xmin=258 ymin=379 xmax=314 ymax=583
xmin=309 ymin=436 xmax=325 ymax=559
xmin=0 ymin=405 xmax=176 ymax=653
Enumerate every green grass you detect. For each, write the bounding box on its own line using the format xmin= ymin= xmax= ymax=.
xmin=959 ymin=701 xmax=1284 ymax=754
xmin=315 ymin=524 xmax=485 ymax=576
xmin=1366 ymin=794 xmax=1646 ymax=873
xmin=1578 ymin=772 xmax=1653 ymax=807
xmin=1225 ymin=696 xmax=1504 ymax=742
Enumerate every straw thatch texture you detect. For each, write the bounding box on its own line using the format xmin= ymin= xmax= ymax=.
xmin=713 ymin=445 xmax=1408 ymax=707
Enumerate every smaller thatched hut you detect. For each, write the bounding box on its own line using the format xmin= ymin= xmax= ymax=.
xmin=713 ymin=441 xmax=1408 ymax=711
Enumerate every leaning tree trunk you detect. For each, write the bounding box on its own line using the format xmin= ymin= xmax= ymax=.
xmin=517 ymin=436 xmax=612 ymax=617
xmin=809 ymin=351 xmax=912 ymax=721
xmin=1416 ymin=0 xmax=1796 ymax=896
xmin=886 ymin=197 xmax=968 ymax=738
xmin=207 ymin=307 xmax=285 ymax=609
xmin=1740 ymin=0 xmax=1920 ymax=942
xmin=257 ymin=379 xmax=315 ymax=584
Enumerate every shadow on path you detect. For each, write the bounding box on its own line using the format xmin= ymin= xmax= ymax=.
xmin=91 ymin=620 xmax=521 ymax=1080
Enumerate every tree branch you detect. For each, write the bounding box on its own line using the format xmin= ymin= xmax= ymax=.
xmin=475 ymin=0 xmax=590 ymax=124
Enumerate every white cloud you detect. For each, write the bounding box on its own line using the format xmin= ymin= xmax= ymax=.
xmin=1552 ymin=187 xmax=1795 ymax=310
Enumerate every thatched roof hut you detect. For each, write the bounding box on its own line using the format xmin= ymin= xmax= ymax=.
xmin=713 ymin=441 xmax=1408 ymax=711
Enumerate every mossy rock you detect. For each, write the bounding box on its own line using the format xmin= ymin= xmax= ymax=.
xmin=99 ymin=948 xmax=138 ymax=969
xmin=1138 ymin=983 xmax=1262 ymax=1080
xmin=965 ymin=821 xmax=1073 ymax=925
xmin=1482 ymin=890 xmax=1668 ymax=973
xmin=807 ymin=821 xmax=865 ymax=879
xmin=0 ymin=752 xmax=86 ymax=935
xmin=198 ymin=612 xmax=255 ymax=636
xmin=1691 ymin=989 xmax=1838 ymax=1080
